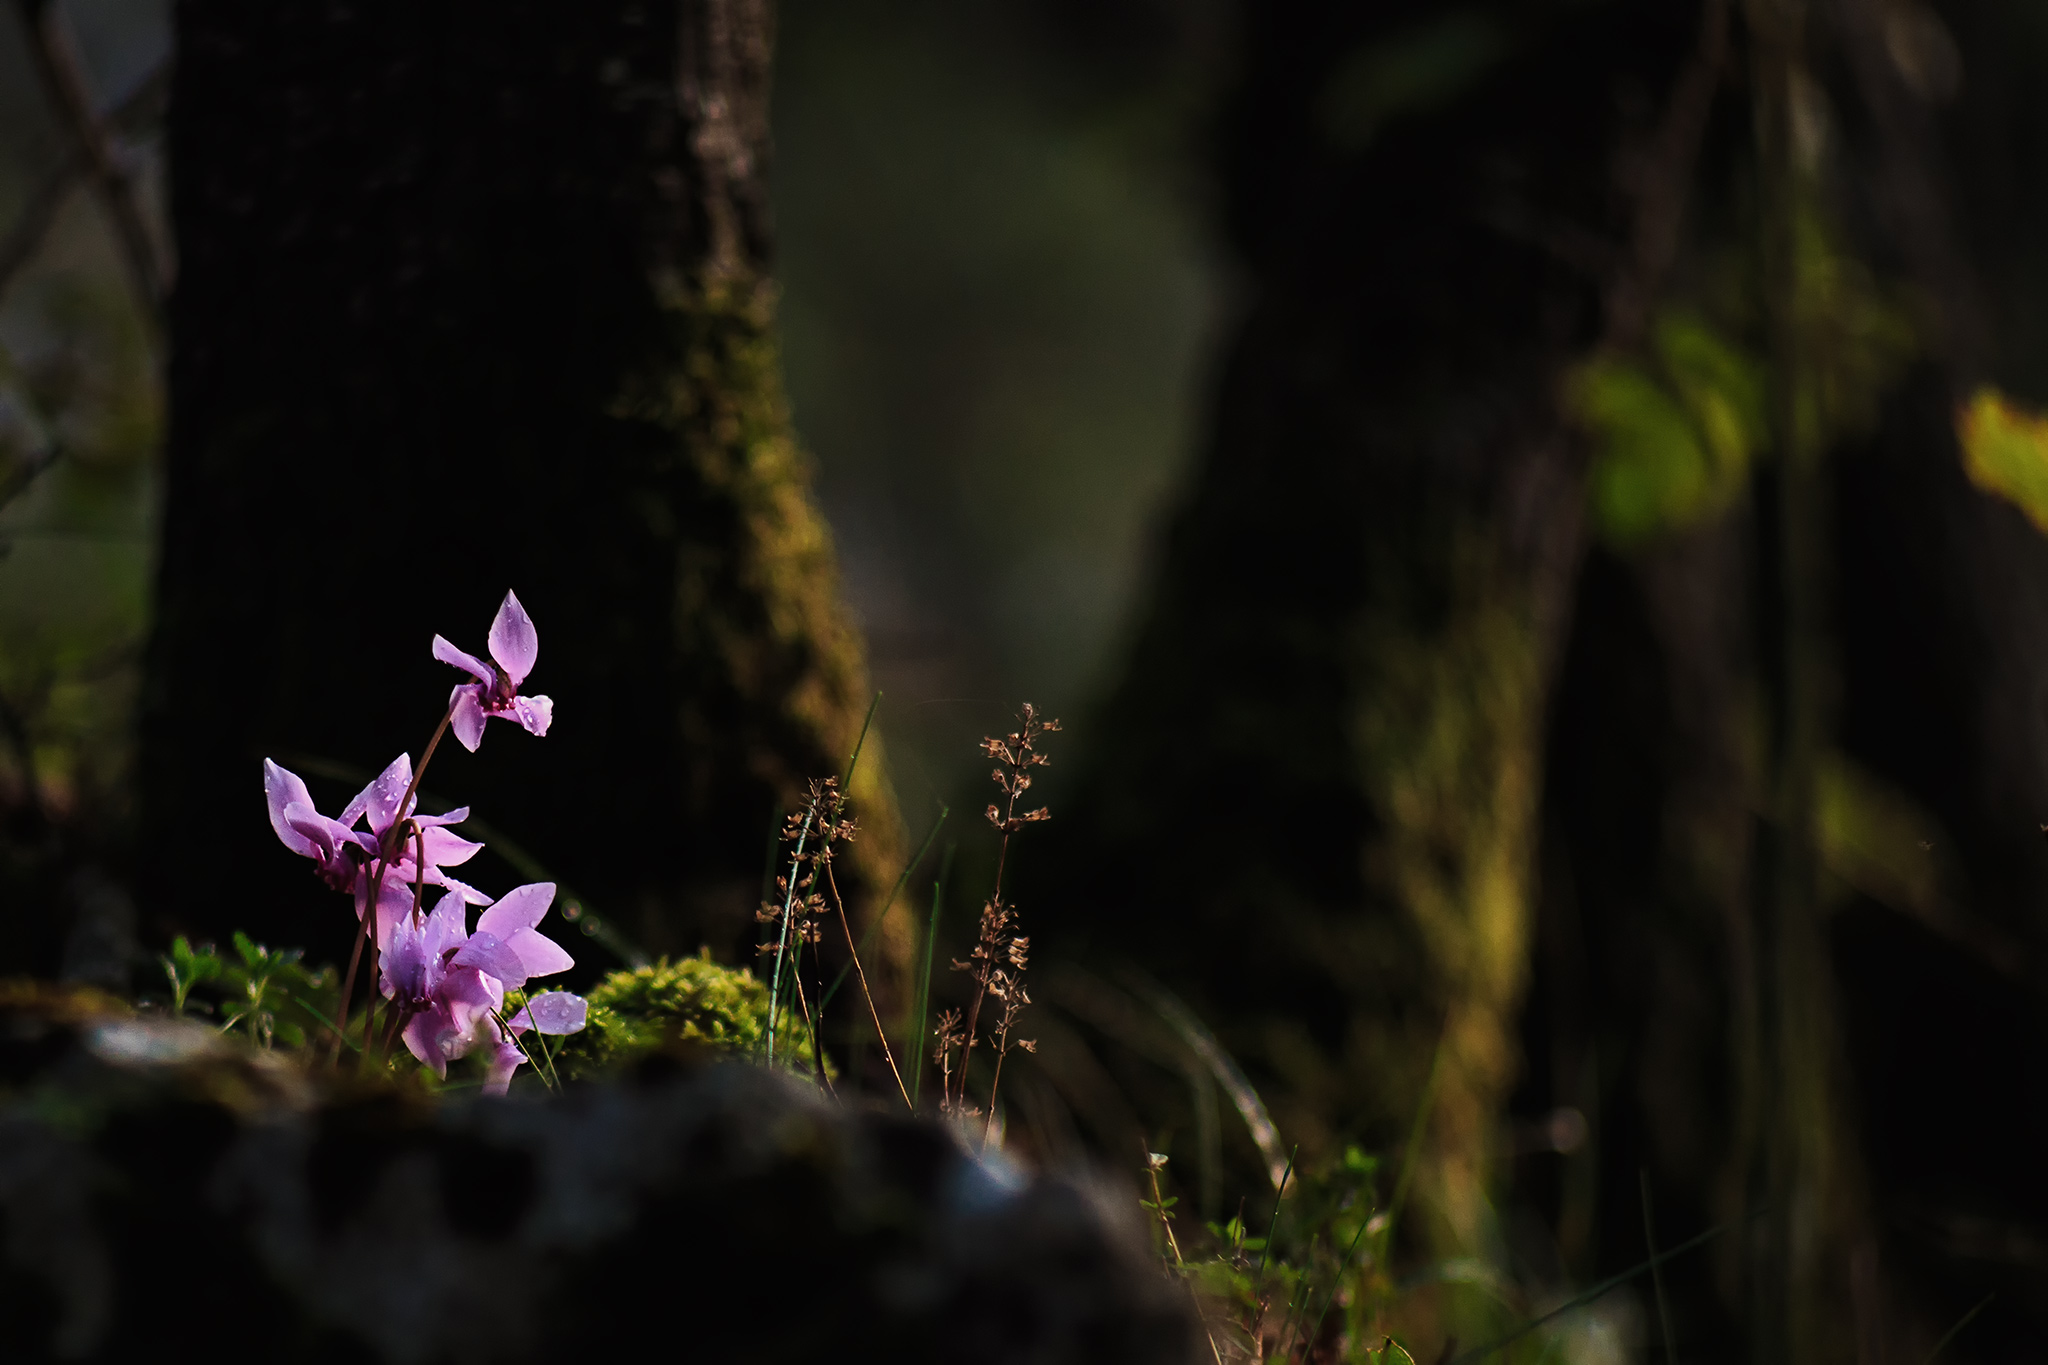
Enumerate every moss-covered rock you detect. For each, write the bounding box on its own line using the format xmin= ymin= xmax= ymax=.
xmin=550 ymin=953 xmax=826 ymax=1079
xmin=0 ymin=980 xmax=1197 ymax=1363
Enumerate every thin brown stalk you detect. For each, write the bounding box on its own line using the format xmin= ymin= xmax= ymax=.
xmin=822 ymin=854 xmax=910 ymax=1110
xmin=981 ymin=1052 xmax=1007 ymax=1146
xmin=333 ymin=706 xmax=454 ymax=1057
xmin=378 ymin=1001 xmax=408 ymax=1064
xmin=333 ymin=861 xmax=384 ymax=1061
xmin=789 ymin=955 xmax=835 ymax=1100
xmin=950 ymin=705 xmax=1057 ymax=1113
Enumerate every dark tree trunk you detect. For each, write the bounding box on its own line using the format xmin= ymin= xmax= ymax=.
xmin=1044 ymin=0 xmax=2048 ymax=1356
xmin=1037 ymin=0 xmax=1701 ymax=1266
xmin=146 ymin=1 xmax=903 ymax=973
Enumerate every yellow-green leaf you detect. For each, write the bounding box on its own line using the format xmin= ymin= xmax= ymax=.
xmin=1958 ymin=386 xmax=2048 ymax=534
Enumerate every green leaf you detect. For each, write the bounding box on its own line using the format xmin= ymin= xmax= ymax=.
xmin=1959 ymin=387 xmax=2048 ymax=534
xmin=1572 ymin=312 xmax=1765 ymax=547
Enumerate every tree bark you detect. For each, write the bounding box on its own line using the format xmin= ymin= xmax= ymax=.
xmin=1038 ymin=0 xmax=1699 ymax=1264
xmin=146 ymin=0 xmax=904 ymax=976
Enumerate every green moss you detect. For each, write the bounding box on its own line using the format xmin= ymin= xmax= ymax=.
xmin=552 ymin=951 xmax=827 ymax=1079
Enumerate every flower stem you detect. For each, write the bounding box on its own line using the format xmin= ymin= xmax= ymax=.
xmin=331 ymin=703 xmax=453 ymax=1061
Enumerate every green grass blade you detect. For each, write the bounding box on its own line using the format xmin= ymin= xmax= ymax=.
xmin=1642 ymin=1169 xmax=1678 ymax=1365
xmin=1446 ymin=1217 xmax=1745 ymax=1365
xmin=1920 ymin=1293 xmax=1994 ymax=1365
xmin=910 ymin=840 xmax=955 ymax=1109
xmin=842 ymin=690 xmax=882 ymax=791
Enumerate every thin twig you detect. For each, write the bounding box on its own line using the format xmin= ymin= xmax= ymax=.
xmin=818 ymin=801 xmax=947 ymax=1013
xmin=14 ymin=0 xmax=170 ymax=321
xmin=0 ymin=156 xmax=77 ymax=306
xmin=0 ymin=54 xmax=165 ymax=308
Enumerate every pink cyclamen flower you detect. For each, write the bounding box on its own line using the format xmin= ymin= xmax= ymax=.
xmin=449 ymin=881 xmax=575 ymax=990
xmin=263 ymin=755 xmax=490 ymax=952
xmin=381 ymin=891 xmax=503 ymax=1078
xmin=488 ymin=991 xmax=590 ymax=1094
xmin=433 ymin=590 xmax=554 ymax=752
xmin=381 ymin=887 xmax=584 ymax=1095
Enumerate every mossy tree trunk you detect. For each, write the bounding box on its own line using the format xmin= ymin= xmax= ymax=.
xmin=145 ymin=0 xmax=904 ymax=977
xmin=1039 ymin=0 xmax=1704 ymax=1264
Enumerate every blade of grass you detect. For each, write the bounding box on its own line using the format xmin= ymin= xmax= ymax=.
xmin=1275 ymin=1233 xmax=1321 ymax=1356
xmin=1304 ymin=1199 xmax=1378 ymax=1354
xmin=1641 ymin=1169 xmax=1677 ymax=1365
xmin=1920 ymin=1293 xmax=1994 ymax=1365
xmin=291 ymin=993 xmax=359 ymax=1053
xmin=842 ymin=690 xmax=881 ymax=790
xmin=1445 ymin=1217 xmax=1747 ymax=1365
xmin=1128 ymin=972 xmax=1287 ymax=1190
xmin=1256 ymin=1146 xmax=1297 ymax=1279
xmin=1374 ymin=1021 xmax=1450 ymax=1281
xmin=819 ymin=802 xmax=948 ymax=1014
xmin=910 ymin=841 xmax=955 ymax=1109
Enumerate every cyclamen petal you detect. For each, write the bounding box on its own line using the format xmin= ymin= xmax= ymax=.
xmin=380 ymin=915 xmax=435 ymax=1003
xmin=487 ymin=591 xmax=539 ymax=683
xmin=482 ymin=1034 xmax=528 ymax=1096
xmin=402 ymin=1005 xmax=457 ymax=1078
xmin=420 ymin=890 xmax=468 ymax=961
xmin=506 ymin=927 xmax=574 ymax=980
xmin=451 ymin=930 xmax=528 ymax=988
xmin=449 ymin=687 xmax=487 ymax=752
xmin=510 ymin=991 xmax=587 ymax=1035
xmin=477 ymin=882 xmax=556 ymax=938
xmin=356 ymin=754 xmax=415 ymax=836
xmin=432 ymin=634 xmax=496 ymax=685
xmin=440 ymin=965 xmax=504 ymax=1019
xmin=428 ymin=870 xmax=494 ymax=907
xmin=357 ymin=875 xmax=418 ymax=957
xmin=282 ymin=803 xmax=350 ymax=862
xmin=263 ymin=761 xmax=320 ymax=859
xmin=511 ymin=694 xmax=553 ymax=737
xmin=419 ymin=827 xmax=484 ymax=868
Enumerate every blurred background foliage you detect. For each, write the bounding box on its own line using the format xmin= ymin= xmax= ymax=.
xmin=773 ymin=0 xmax=1226 ymax=804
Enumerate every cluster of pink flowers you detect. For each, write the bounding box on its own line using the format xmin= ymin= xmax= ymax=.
xmin=263 ymin=591 xmax=585 ymax=1093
